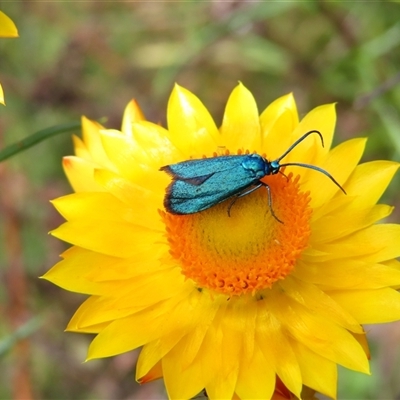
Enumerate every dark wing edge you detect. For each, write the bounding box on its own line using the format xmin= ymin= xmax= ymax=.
xmin=160 ymin=156 xmax=247 ymax=179
xmin=160 ymin=165 xmax=215 ymax=186
xmin=163 ymin=176 xmax=217 ymax=214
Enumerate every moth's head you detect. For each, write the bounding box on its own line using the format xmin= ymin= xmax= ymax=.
xmin=268 ymin=160 xmax=281 ymax=175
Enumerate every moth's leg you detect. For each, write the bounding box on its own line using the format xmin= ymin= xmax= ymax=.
xmin=227 ymin=183 xmax=262 ymax=217
xmin=227 ymin=182 xmax=283 ymax=223
xmin=261 ymin=182 xmax=283 ymax=223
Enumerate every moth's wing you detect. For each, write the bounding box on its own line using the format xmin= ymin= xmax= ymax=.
xmin=160 ymin=156 xmax=246 ymax=181
xmin=164 ymin=164 xmax=258 ymax=214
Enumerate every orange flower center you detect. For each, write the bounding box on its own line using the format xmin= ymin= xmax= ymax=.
xmin=162 ymin=170 xmax=312 ymax=296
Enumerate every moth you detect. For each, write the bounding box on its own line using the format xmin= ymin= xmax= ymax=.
xmin=160 ymin=130 xmax=346 ymax=222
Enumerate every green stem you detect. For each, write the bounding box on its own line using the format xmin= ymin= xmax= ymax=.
xmin=0 ymin=121 xmax=81 ymax=162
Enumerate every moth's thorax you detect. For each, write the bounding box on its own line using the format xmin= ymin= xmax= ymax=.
xmin=241 ymin=154 xmax=268 ymax=179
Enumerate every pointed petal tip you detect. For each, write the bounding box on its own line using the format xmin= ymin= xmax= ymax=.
xmin=0 ymin=11 xmax=19 ymax=37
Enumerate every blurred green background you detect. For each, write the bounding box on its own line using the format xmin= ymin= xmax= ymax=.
xmin=1 ymin=2 xmax=400 ymax=399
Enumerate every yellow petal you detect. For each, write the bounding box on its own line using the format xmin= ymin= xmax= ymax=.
xmin=43 ymin=244 xmax=169 ymax=292
xmin=137 ymin=294 xmax=218 ymax=379
xmin=67 ymin=269 xmax=185 ymax=330
xmin=131 ymin=121 xmax=181 ymax=166
xmin=81 ymin=117 xmax=114 ymax=168
xmin=344 ymin=161 xmax=399 ymax=208
xmin=260 ymin=93 xmax=299 ymax=157
xmin=329 ymin=288 xmax=400 ymax=324
xmin=200 ymin=325 xmax=223 ymax=392
xmin=92 ymin=169 xmax=163 ymax=227
xmin=162 ymin=342 xmax=206 ymax=400
xmin=287 ymin=104 xmax=336 ymax=164
xmin=51 ymin=219 xmax=160 ymax=258
xmin=0 ymin=11 xmax=18 ymax=37
xmin=220 ymin=82 xmax=261 ymax=151
xmin=206 ymin=372 xmax=238 ymax=400
xmin=207 ymin=309 xmax=241 ymax=398
xmin=52 ymin=192 xmax=162 ymax=238
xmin=302 ymin=138 xmax=367 ymax=208
xmin=99 ymin=129 xmax=146 ymax=179
xmin=317 ymin=224 xmax=400 ymax=264
xmin=52 ymin=192 xmax=133 ymax=222
xmin=167 ymin=84 xmax=219 ymax=157
xmin=312 ymin=204 xmax=393 ymax=243
xmin=236 ymin=347 xmax=275 ymax=400
xmin=280 ymin=277 xmax=362 ymax=333
xmin=274 ymin=296 xmax=369 ymax=374
xmin=72 ymin=134 xmax=91 ymax=160
xmin=176 ymin=304 xmax=220 ymax=370
xmin=256 ymin=300 xmax=303 ymax=398
xmin=137 ymin=337 xmax=180 ymax=381
xmin=62 ymin=156 xmax=105 ymax=193
xmin=0 ymin=83 xmax=4 ymax=105
xmin=290 ymin=339 xmax=337 ymax=399
xmin=136 ymin=359 xmax=163 ymax=384
xmin=296 ymin=259 xmax=400 ymax=290
xmin=41 ymin=247 xmax=108 ymax=295
xmin=86 ymin=286 xmax=196 ymax=359
xmin=121 ymin=99 xmax=145 ymax=136
xmin=169 ymin=302 xmax=236 ymax=400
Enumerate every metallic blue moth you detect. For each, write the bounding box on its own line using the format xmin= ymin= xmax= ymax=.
xmin=160 ymin=130 xmax=346 ymax=222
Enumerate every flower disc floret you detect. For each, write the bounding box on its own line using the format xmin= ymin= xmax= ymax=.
xmin=163 ymin=170 xmax=311 ymax=296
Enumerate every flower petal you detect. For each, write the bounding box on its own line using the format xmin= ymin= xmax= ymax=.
xmin=329 ymin=288 xmax=400 ymax=324
xmin=290 ymin=340 xmax=337 ymax=399
xmin=220 ymin=83 xmax=261 ymax=151
xmin=302 ymin=138 xmax=367 ymax=207
xmin=274 ymin=295 xmax=369 ymax=374
xmin=41 ymin=247 xmax=110 ymax=295
xmin=317 ymin=224 xmax=400 ymax=263
xmin=86 ymin=286 xmax=198 ymax=358
xmin=0 ymin=11 xmax=18 ymax=37
xmin=260 ymin=93 xmax=299 ymax=157
xmin=167 ymin=84 xmax=219 ymax=157
xmin=256 ymin=299 xmax=302 ymax=398
xmin=62 ymin=156 xmax=105 ymax=193
xmin=296 ymin=259 xmax=400 ymax=290
xmin=81 ymin=117 xmax=114 ymax=168
xmin=344 ymin=161 xmax=399 ymax=207
xmin=121 ymin=99 xmax=146 ymax=136
xmin=0 ymin=84 xmax=4 ymax=105
xmin=67 ymin=270 xmax=185 ymax=330
xmin=51 ymin=219 xmax=160 ymax=258
xmin=162 ymin=342 xmax=207 ymax=400
xmin=92 ymin=168 xmax=164 ymax=223
xmin=137 ymin=360 xmax=163 ymax=384
xmin=312 ymin=204 xmax=393 ymax=243
xmin=280 ymin=277 xmax=362 ymax=333
xmin=236 ymin=347 xmax=275 ymax=400
xmin=131 ymin=121 xmax=181 ymax=166
xmin=137 ymin=337 xmax=181 ymax=382
xmin=99 ymin=129 xmax=145 ymax=180
xmin=287 ymin=104 xmax=336 ymax=164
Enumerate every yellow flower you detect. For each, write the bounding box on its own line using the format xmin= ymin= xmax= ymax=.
xmin=44 ymin=84 xmax=400 ymax=399
xmin=0 ymin=10 xmax=18 ymax=105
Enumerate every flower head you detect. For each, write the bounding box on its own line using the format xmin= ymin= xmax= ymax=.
xmin=44 ymin=83 xmax=400 ymax=399
xmin=0 ymin=11 xmax=18 ymax=105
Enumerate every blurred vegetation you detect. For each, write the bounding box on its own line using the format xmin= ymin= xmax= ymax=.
xmin=1 ymin=2 xmax=400 ymax=399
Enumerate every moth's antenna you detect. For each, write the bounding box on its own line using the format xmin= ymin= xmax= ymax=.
xmin=279 ymin=162 xmax=346 ymax=194
xmin=276 ymin=130 xmax=324 ymax=162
